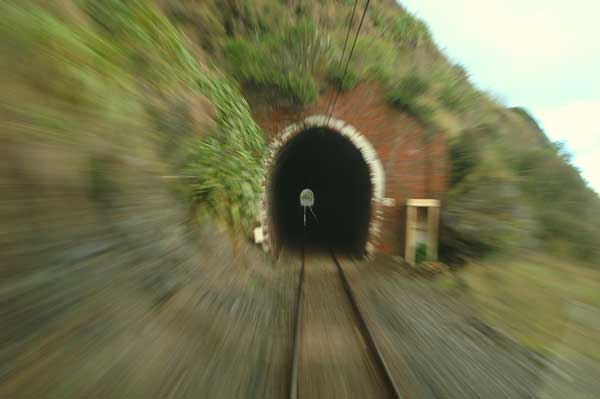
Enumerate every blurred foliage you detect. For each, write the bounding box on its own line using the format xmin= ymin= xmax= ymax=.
xmin=508 ymin=143 xmax=600 ymax=261
xmin=509 ymin=106 xmax=544 ymax=132
xmin=2 ymin=2 xmax=599 ymax=395
xmin=441 ymin=126 xmax=530 ymax=261
xmin=415 ymin=242 xmax=428 ymax=264
xmin=442 ymin=175 xmax=537 ymax=262
xmin=434 ymin=253 xmax=600 ymax=362
xmin=443 ymin=119 xmax=600 ymax=263
xmin=89 ymin=155 xmax=122 ymax=208
xmin=1 ymin=0 xmax=599 ymax=258
xmin=448 ymin=129 xmax=480 ymax=187
xmin=387 ymin=74 xmax=436 ymax=127
xmin=388 ymin=12 xmax=433 ymax=48
xmin=434 ymin=64 xmax=478 ymax=112
xmin=223 ymin=19 xmax=331 ymax=104
xmin=162 ymin=0 xmax=441 ymax=113
xmin=327 ymin=63 xmax=360 ymax=91
xmin=1 ymin=0 xmax=265 ymax=233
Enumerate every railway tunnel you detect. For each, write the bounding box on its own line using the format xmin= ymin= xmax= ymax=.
xmin=256 ymin=93 xmax=449 ymax=260
xmin=268 ymin=126 xmax=373 ymax=256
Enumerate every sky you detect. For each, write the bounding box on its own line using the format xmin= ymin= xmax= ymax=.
xmin=399 ymin=0 xmax=600 ymax=193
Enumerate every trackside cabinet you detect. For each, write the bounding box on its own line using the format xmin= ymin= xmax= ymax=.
xmin=405 ymin=199 xmax=440 ymax=265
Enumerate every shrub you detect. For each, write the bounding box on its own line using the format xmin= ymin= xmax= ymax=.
xmin=223 ymin=19 xmax=330 ymax=105
xmin=89 ymin=156 xmax=121 ymax=207
xmin=433 ymin=64 xmax=477 ymax=112
xmin=449 ymin=132 xmax=480 ymax=186
xmin=439 ymin=82 xmax=464 ymax=110
xmin=398 ymin=73 xmax=430 ymax=97
xmin=510 ymin=107 xmax=543 ymax=131
xmin=368 ymin=8 xmax=384 ymax=27
xmin=503 ymin=141 xmax=600 ymax=261
xmin=387 ymin=75 xmax=428 ymax=104
xmin=388 ymin=94 xmax=435 ymax=126
xmin=387 ymin=74 xmax=435 ymax=125
xmin=74 ymin=0 xmax=267 ymax=232
xmin=352 ymin=37 xmax=399 ymax=84
xmin=415 ymin=243 xmax=428 ymax=264
xmin=390 ymin=13 xmax=433 ymax=48
xmin=440 ymin=175 xmax=537 ymax=263
xmin=327 ymin=64 xmax=359 ymax=91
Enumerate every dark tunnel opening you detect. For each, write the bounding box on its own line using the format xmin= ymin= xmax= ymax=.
xmin=269 ymin=127 xmax=372 ymax=257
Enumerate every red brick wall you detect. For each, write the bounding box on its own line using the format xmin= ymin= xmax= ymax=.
xmin=252 ymin=83 xmax=448 ymax=256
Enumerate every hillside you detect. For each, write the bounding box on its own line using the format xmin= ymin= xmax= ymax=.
xmin=159 ymin=0 xmax=600 ymax=261
xmin=1 ymin=1 xmax=599 ymax=397
xmin=3 ymin=0 xmax=597 ymax=261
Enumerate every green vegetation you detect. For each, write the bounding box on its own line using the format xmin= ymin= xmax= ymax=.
xmin=2 ymin=1 xmax=599 ymax=377
xmin=443 ymin=111 xmax=600 ymax=262
xmin=222 ymin=19 xmax=330 ymax=104
xmin=441 ymin=126 xmax=535 ymax=261
xmin=163 ymin=0 xmax=441 ymax=110
xmin=434 ymin=254 xmax=600 ymax=360
xmin=327 ymin=64 xmax=360 ymax=91
xmin=415 ymin=243 xmax=428 ymax=264
xmin=1 ymin=0 xmax=265 ymax=232
xmin=388 ymin=12 xmax=433 ymax=48
xmin=2 ymin=0 xmax=599 ymax=258
xmin=79 ymin=0 xmax=266 ymax=230
xmin=387 ymin=73 xmax=435 ymax=126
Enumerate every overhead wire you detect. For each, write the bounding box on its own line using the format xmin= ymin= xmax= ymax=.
xmin=326 ymin=0 xmax=371 ymax=125
xmin=324 ymin=0 xmax=360 ymax=118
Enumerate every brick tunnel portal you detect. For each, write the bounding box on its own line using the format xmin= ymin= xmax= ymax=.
xmin=269 ymin=127 xmax=372 ymax=256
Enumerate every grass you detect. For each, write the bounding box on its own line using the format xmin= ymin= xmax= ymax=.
xmin=4 ymin=0 xmax=600 ymax=254
xmin=211 ymin=0 xmax=600 ymax=257
xmin=442 ymin=110 xmax=600 ymax=261
xmin=387 ymin=74 xmax=436 ymax=126
xmin=415 ymin=242 xmax=428 ymax=264
xmin=2 ymin=2 xmax=599 ymax=391
xmin=430 ymin=63 xmax=478 ymax=112
xmin=1 ymin=0 xmax=266 ymax=233
xmin=327 ymin=64 xmax=360 ymax=91
xmin=223 ymin=19 xmax=332 ymax=105
xmin=433 ymin=254 xmax=600 ymax=360
xmin=389 ymin=12 xmax=433 ymax=48
xmin=196 ymin=0 xmax=452 ymax=118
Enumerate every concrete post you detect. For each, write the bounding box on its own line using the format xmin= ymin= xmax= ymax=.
xmin=405 ymin=199 xmax=440 ymax=266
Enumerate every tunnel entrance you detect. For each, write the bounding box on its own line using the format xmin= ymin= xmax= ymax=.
xmin=269 ymin=127 xmax=373 ymax=256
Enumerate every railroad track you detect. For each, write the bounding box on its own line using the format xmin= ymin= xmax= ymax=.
xmin=289 ymin=248 xmax=401 ymax=399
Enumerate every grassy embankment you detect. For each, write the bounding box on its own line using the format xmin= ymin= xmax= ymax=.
xmin=434 ymin=253 xmax=600 ymax=361
xmin=1 ymin=0 xmax=265 ymax=234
